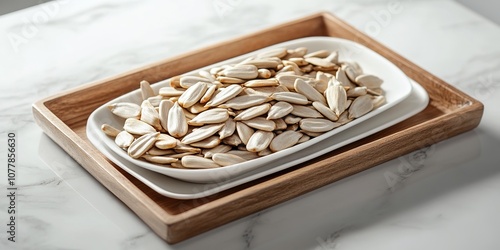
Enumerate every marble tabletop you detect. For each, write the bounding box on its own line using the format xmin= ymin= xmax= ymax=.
xmin=1 ymin=0 xmax=500 ymax=249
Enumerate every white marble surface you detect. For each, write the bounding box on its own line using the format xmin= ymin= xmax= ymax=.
xmin=1 ymin=0 xmax=500 ymax=249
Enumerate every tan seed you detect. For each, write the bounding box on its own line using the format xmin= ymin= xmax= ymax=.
xmin=178 ymin=82 xmax=208 ymax=108
xmin=267 ymin=101 xmax=293 ymax=120
xmin=221 ymin=64 xmax=258 ymax=79
xmin=140 ymin=80 xmax=155 ymax=100
xmin=246 ymin=130 xmax=274 ymax=152
xmin=355 ymin=74 xmax=384 ymax=89
xmin=271 ymin=92 xmax=309 ymax=105
xmin=155 ymin=133 xmax=177 ymax=149
xmin=273 ymin=118 xmax=287 ymax=130
xmin=325 ymin=79 xmax=348 ymax=117
xmin=234 ymin=103 xmax=271 ymax=121
xmin=167 ymin=102 xmax=188 ymax=138
xmin=299 ymin=118 xmax=341 ymax=133
xmin=190 ymin=136 xmax=221 ymax=149
xmin=294 ymin=78 xmax=327 ymax=104
xmin=206 ymin=84 xmax=244 ymax=107
xmin=222 ymin=134 xmax=242 ymax=146
xmin=304 ymin=50 xmax=330 ymax=58
xmin=127 ymin=132 xmax=159 ymax=158
xmin=188 ymin=108 xmax=229 ymax=126
xmin=312 ymin=101 xmax=338 ymax=121
xmin=124 ymin=118 xmax=156 ymax=135
xmin=182 ymin=155 xmax=221 ymax=169
xmin=142 ymin=155 xmax=178 ymax=164
xmin=269 ymin=130 xmax=303 ymax=152
xmin=348 ymin=95 xmax=374 ymax=119
xmin=219 ymin=95 xmax=271 ymax=110
xmin=242 ymin=117 xmax=276 ymax=131
xmin=108 ymin=102 xmax=141 ymax=119
xmin=140 ymin=100 xmax=162 ymax=130
xmin=202 ymin=145 xmax=232 ymax=158
xmin=243 ymin=79 xmax=279 ymax=87
xmin=180 ymin=76 xmax=210 ymax=88
xmin=181 ymin=123 xmax=224 ymax=144
xmin=101 ymin=124 xmax=121 ymax=137
xmin=115 ymin=131 xmax=135 ymax=148
xmin=159 ymin=87 xmax=185 ymax=97
xmin=291 ymin=105 xmax=323 ymax=118
xmin=212 ymin=153 xmax=247 ymax=166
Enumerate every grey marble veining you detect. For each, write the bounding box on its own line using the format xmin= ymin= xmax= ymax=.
xmin=1 ymin=0 xmax=500 ymax=249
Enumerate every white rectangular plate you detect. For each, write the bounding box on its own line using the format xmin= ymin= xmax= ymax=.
xmin=87 ymin=37 xmax=413 ymax=183
xmin=87 ymin=79 xmax=427 ymax=199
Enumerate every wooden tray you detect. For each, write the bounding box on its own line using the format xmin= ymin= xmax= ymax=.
xmin=32 ymin=12 xmax=483 ymax=244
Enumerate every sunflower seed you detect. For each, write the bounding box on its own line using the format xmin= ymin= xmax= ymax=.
xmin=298 ymin=134 xmax=310 ymax=143
xmin=372 ymin=95 xmax=386 ymax=109
xmin=257 ymin=69 xmax=272 ymax=79
xmin=198 ymin=70 xmax=216 ymax=82
xmin=234 ymin=103 xmax=271 ymax=121
xmin=187 ymin=103 xmax=210 ymax=114
xmin=342 ymin=64 xmax=360 ymax=82
xmin=276 ymin=74 xmax=311 ymax=90
xmin=347 ymin=86 xmax=368 ymax=97
xmin=159 ymin=87 xmax=185 ymax=97
xmin=294 ymin=78 xmax=326 ymax=104
xmin=200 ymin=84 xmax=217 ymax=104
xmin=271 ymin=92 xmax=309 ymax=105
xmin=257 ymin=48 xmax=287 ymax=59
xmin=222 ymin=134 xmax=242 ymax=146
xmin=115 ymin=131 xmax=135 ymax=148
xmin=326 ymin=51 xmax=339 ymax=64
xmin=267 ymin=101 xmax=293 ymax=119
xmin=221 ymin=64 xmax=258 ymax=79
xmin=167 ymin=102 xmax=188 ymax=138
xmin=147 ymin=147 xmax=176 ymax=156
xmin=241 ymin=59 xmax=280 ymax=69
xmin=178 ymin=82 xmax=208 ymax=108
xmin=226 ymin=150 xmax=259 ymax=160
xmin=108 ymin=102 xmax=141 ymax=119
xmin=287 ymin=124 xmax=299 ymax=131
xmin=174 ymin=142 xmax=201 ymax=153
xmin=312 ymin=101 xmax=338 ymax=121
xmin=243 ymin=79 xmax=279 ymax=87
xmin=155 ymin=133 xmax=177 ymax=149
xmin=140 ymin=80 xmax=155 ymax=100
xmin=269 ymin=130 xmax=303 ymax=152
xmin=337 ymin=111 xmax=352 ymax=125
xmin=299 ymin=118 xmax=341 ymax=132
xmin=190 ymin=136 xmax=221 ymax=148
xmin=236 ymin=122 xmax=254 ymax=145
xmin=140 ymin=100 xmax=162 ymax=130
xmin=355 ymin=74 xmax=383 ymax=89
xmin=212 ymin=153 xmax=247 ymax=166
xmin=206 ymin=84 xmax=244 ymax=107
xmin=202 ymin=144 xmax=232 ymax=158
xmin=348 ymin=95 xmax=374 ymax=119
xmin=188 ymin=108 xmax=229 ymax=126
xmin=168 ymin=152 xmax=198 ymax=158
xmin=325 ymin=79 xmax=348 ymax=117
xmin=304 ymin=57 xmax=335 ymax=68
xmin=124 ymin=118 xmax=156 ymax=135
xmin=304 ymin=50 xmax=330 ymax=58
xmin=291 ymin=105 xmax=323 ymax=118
xmin=284 ymin=114 xmax=302 ymax=124
xmin=257 ymin=148 xmax=272 ymax=157
xmin=273 ymin=118 xmax=287 ymax=130
xmin=180 ymin=76 xmax=210 ymax=88
xmin=127 ymin=132 xmax=159 ymax=158
xmin=219 ymin=95 xmax=271 ymax=110
xmin=246 ymin=130 xmax=274 ymax=152
xmin=216 ymin=76 xmax=246 ymax=84
xmin=101 ymin=124 xmax=121 ymax=137
xmin=169 ymin=76 xmax=182 ymax=88
xmin=182 ymin=155 xmax=221 ymax=169
xmin=181 ymin=123 xmax=224 ymax=144
xmin=142 ymin=155 xmax=178 ymax=164
xmin=242 ymin=117 xmax=276 ymax=131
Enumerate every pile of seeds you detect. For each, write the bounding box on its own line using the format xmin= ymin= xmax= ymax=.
xmin=101 ymin=47 xmax=385 ymax=169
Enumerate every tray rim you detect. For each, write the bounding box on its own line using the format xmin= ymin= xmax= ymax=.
xmin=32 ymin=11 xmax=484 ymax=243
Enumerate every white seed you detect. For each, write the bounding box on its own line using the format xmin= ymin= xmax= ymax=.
xmin=219 ymin=95 xmax=271 ymax=110
xmin=159 ymin=100 xmax=173 ymax=132
xmin=108 ymin=102 xmax=141 ymax=119
xmin=273 ymin=118 xmax=287 ymax=130
xmin=140 ymin=80 xmax=155 ymax=100
xmin=236 ymin=122 xmax=254 ymax=145
xmin=291 ymin=105 xmax=323 ymax=118
xmin=127 ymin=132 xmax=159 ymax=158
xmin=180 ymin=76 xmax=210 ymax=88
xmin=159 ymin=87 xmax=185 ymax=97
xmin=142 ymin=155 xmax=178 ymax=164
xmin=190 ymin=136 xmax=221 ymax=148
xmin=124 ymin=118 xmax=156 ymax=135
xmin=257 ymin=48 xmax=287 ymax=59
xmin=299 ymin=118 xmax=341 ymax=132
xmin=200 ymin=85 xmax=218 ymax=104
xmin=222 ymin=134 xmax=242 ymax=146
xmin=174 ymin=143 xmax=201 ymax=153
xmin=276 ymin=74 xmax=311 ymax=90
xmin=304 ymin=50 xmax=330 ymax=58
xmin=240 ymin=59 xmax=280 ymax=69
xmin=243 ymin=79 xmax=279 ymax=87
xmin=115 ymin=131 xmax=135 ymax=148
xmin=234 ymin=103 xmax=271 ymax=121
xmin=198 ymin=70 xmax=216 ymax=82
xmin=326 ymin=51 xmax=339 ymax=64
xmin=348 ymin=95 xmax=374 ymax=119
xmin=372 ymin=95 xmax=386 ymax=109
xmin=202 ymin=145 xmax=232 ymax=158
xmin=226 ymin=150 xmax=259 ymax=160
xmin=355 ymin=74 xmax=384 ymax=89
xmin=336 ymin=68 xmax=351 ymax=87
xmin=188 ymin=108 xmax=229 ymax=126
xmin=267 ymin=101 xmax=293 ymax=119
xmin=181 ymin=123 xmax=224 ymax=144
xmin=219 ymin=118 xmax=236 ymax=139
xmin=304 ymin=57 xmax=335 ymax=68
xmin=206 ymin=84 xmax=243 ymax=107
xmin=337 ymin=111 xmax=352 ymax=125
xmin=347 ymin=86 xmax=368 ymax=97
xmin=140 ymin=100 xmax=162 ymax=130
xmin=257 ymin=69 xmax=272 ymax=78
xmin=182 ymin=155 xmax=221 ymax=169
xmin=298 ymin=134 xmax=310 ymax=143
xmin=312 ymin=101 xmax=338 ymax=121
xmin=246 ymin=130 xmax=274 ymax=152
xmin=217 ymin=76 xmax=246 ymax=84
xmin=257 ymin=148 xmax=272 ymax=157
xmin=101 ymin=124 xmax=121 ymax=137
xmin=243 ymin=117 xmax=276 ymax=131
xmin=325 ymin=79 xmax=348 ymax=117
xmin=187 ymin=103 xmax=209 ymax=114
xmin=271 ymin=92 xmax=309 ymax=105
xmin=167 ymin=102 xmax=188 ymax=138
xmin=221 ymin=64 xmax=259 ymax=79
xmin=269 ymin=130 xmax=303 ymax=152
xmin=294 ymin=78 xmax=326 ymax=104
xmin=284 ymin=115 xmax=301 ymax=124
xmin=212 ymin=153 xmax=247 ymax=166
xmin=178 ymin=82 xmax=208 ymax=108
xmin=155 ymin=133 xmax=177 ymax=149
xmin=147 ymin=148 xmax=176 ymax=156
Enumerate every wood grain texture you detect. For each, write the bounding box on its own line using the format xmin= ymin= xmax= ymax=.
xmin=32 ymin=12 xmax=483 ymax=244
